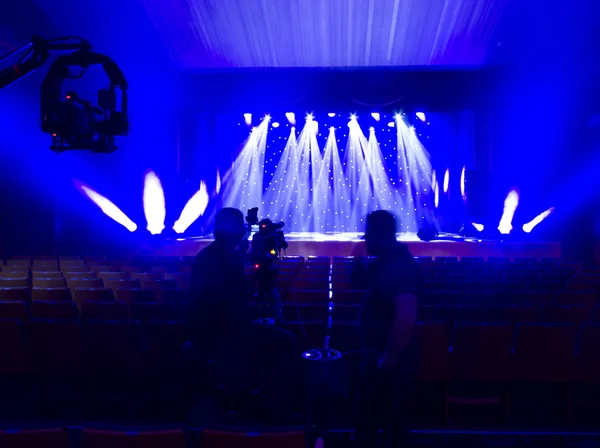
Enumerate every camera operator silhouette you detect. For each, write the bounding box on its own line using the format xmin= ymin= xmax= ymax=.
xmin=188 ymin=207 xmax=298 ymax=423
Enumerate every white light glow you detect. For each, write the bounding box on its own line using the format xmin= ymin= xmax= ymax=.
xmin=244 ymin=113 xmax=252 ymax=126
xmin=434 ymin=181 xmax=439 ymax=208
xmin=472 ymin=222 xmax=484 ymax=232
xmin=173 ymin=181 xmax=209 ymax=234
xmin=216 ymin=169 xmax=221 ymax=194
xmin=523 ymin=207 xmax=555 ymax=233
xmin=387 ymin=122 xmax=395 ymax=128
xmin=75 ymin=182 xmax=137 ymax=232
xmin=272 ymin=122 xmax=280 ymax=128
xmin=416 ymin=112 xmax=426 ymax=122
xmin=443 ymin=169 xmax=450 ymax=193
xmin=460 ymin=166 xmax=466 ymax=200
xmin=328 ymin=113 xmax=336 ymax=117
xmin=498 ymin=190 xmax=520 ymax=235
xmin=312 ymin=120 xmax=319 ymax=134
xmin=286 ymin=112 xmax=296 ymax=125
xmin=143 ymin=170 xmax=166 ymax=235
xmin=371 ymin=112 xmax=380 ymax=121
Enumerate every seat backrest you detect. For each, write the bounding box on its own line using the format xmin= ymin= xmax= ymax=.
xmin=28 ymin=319 xmax=85 ymax=374
xmin=0 ymin=428 xmax=67 ymax=448
xmin=415 ymin=322 xmax=449 ymax=381
xmin=81 ymin=301 xmax=128 ymax=321
xmin=0 ymin=301 xmax=29 ymax=320
xmin=199 ymin=429 xmax=306 ymax=448
xmin=451 ymin=323 xmax=512 ymax=381
xmin=576 ymin=323 xmax=600 ymax=381
xmin=31 ymin=288 xmax=72 ymax=302
xmin=81 ymin=428 xmax=185 ymax=448
xmin=512 ymin=323 xmax=576 ymax=381
xmin=0 ymin=320 xmax=28 ymax=374
xmin=85 ymin=321 xmax=143 ymax=372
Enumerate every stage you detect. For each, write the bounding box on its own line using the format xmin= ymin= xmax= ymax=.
xmin=142 ymin=232 xmax=561 ymax=260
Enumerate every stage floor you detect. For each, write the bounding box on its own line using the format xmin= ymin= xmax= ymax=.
xmin=143 ymin=232 xmax=561 ymax=260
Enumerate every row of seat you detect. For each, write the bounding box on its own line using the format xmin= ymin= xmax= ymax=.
xmin=283 ymin=302 xmax=600 ymax=324
xmin=0 ymin=427 xmax=306 ymax=448
xmin=286 ymin=321 xmax=600 ymax=383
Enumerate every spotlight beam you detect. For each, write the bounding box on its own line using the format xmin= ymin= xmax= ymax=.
xmin=173 ymin=181 xmax=209 ymax=234
xmin=498 ymin=190 xmax=519 ymax=235
xmin=143 ymin=170 xmax=167 ymax=235
xmin=74 ymin=180 xmax=137 ymax=232
xmin=523 ymin=207 xmax=555 ymax=233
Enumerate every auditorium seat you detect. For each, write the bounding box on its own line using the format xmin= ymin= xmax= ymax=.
xmin=32 ymin=271 xmax=63 ymax=279
xmin=85 ymin=321 xmax=144 ymax=374
xmin=450 ymin=323 xmax=512 ymax=381
xmin=32 ymin=278 xmax=66 ymax=288
xmin=332 ymin=290 xmax=364 ymax=304
xmin=447 ymin=323 xmax=512 ymax=423
xmin=0 ymin=428 xmax=67 ymax=448
xmin=282 ymin=303 xmax=327 ymax=322
xmin=557 ymin=290 xmax=598 ymax=307
xmin=81 ymin=428 xmax=186 ymax=448
xmin=159 ymin=289 xmax=190 ymax=304
xmin=512 ymin=323 xmax=576 ymax=382
xmin=163 ymin=272 xmax=191 ymax=289
xmin=30 ymin=301 xmax=78 ymax=319
xmin=0 ymin=301 xmax=29 ymax=320
xmin=415 ymin=322 xmax=449 ymax=381
xmin=0 ymin=320 xmax=28 ymax=375
xmin=59 ymin=259 xmax=85 ymax=266
xmin=68 ymin=278 xmax=103 ymax=289
xmin=0 ymin=278 xmax=29 ymax=288
xmin=81 ymin=301 xmax=128 ymax=321
xmin=291 ymin=290 xmax=330 ymax=304
xmin=76 ymin=288 xmax=114 ymax=303
xmin=106 ymin=279 xmax=142 ymax=295
xmin=332 ymin=304 xmax=360 ymax=323
xmin=117 ymin=289 xmax=157 ymax=304
xmin=0 ymin=269 xmax=29 ymax=277
xmin=90 ymin=266 xmax=114 ymax=275
xmin=199 ymin=429 xmax=306 ymax=448
xmin=130 ymin=303 xmax=178 ymax=322
xmin=537 ymin=304 xmax=589 ymax=324
xmin=119 ymin=265 xmax=145 ymax=274
xmin=143 ymin=320 xmax=188 ymax=369
xmin=28 ymin=319 xmax=85 ymax=375
xmin=98 ymin=272 xmax=129 ymax=282
xmin=576 ymin=323 xmax=600 ymax=382
xmin=0 ymin=287 xmax=29 ymax=301
xmin=31 ymin=288 xmax=72 ymax=302
xmin=505 ymin=305 xmax=538 ymax=323
xmin=61 ymin=265 xmax=90 ymax=274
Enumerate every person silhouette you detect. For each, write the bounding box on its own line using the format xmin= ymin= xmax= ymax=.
xmin=353 ymin=210 xmax=419 ymax=447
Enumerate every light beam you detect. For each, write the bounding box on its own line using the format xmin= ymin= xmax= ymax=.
xmin=143 ymin=170 xmax=166 ymax=235
xmin=498 ymin=190 xmax=520 ymax=235
xmin=173 ymin=181 xmax=209 ymax=234
xmin=523 ymin=207 xmax=555 ymax=233
xmin=74 ymin=180 xmax=137 ymax=232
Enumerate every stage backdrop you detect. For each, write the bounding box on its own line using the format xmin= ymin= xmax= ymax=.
xmin=179 ymin=109 xmax=474 ymax=236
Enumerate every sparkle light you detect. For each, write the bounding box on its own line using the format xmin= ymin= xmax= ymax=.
xmin=416 ymin=112 xmax=426 ymax=122
xmin=143 ymin=170 xmax=166 ymax=235
xmin=74 ymin=180 xmax=137 ymax=232
xmin=286 ymin=112 xmax=296 ymax=125
xmin=328 ymin=113 xmax=336 ymax=117
xmin=244 ymin=113 xmax=252 ymax=126
xmin=371 ymin=112 xmax=380 ymax=121
xmin=272 ymin=122 xmax=280 ymax=128
xmin=523 ymin=207 xmax=555 ymax=233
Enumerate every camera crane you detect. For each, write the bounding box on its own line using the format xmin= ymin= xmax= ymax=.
xmin=0 ymin=36 xmax=129 ymax=152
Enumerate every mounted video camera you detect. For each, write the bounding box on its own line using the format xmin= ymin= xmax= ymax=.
xmin=245 ymin=208 xmax=288 ymax=318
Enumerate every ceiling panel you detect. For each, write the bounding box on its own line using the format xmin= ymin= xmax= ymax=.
xmin=141 ymin=0 xmax=508 ymax=68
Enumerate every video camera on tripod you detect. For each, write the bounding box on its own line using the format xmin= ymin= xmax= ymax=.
xmin=245 ymin=208 xmax=288 ymax=319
